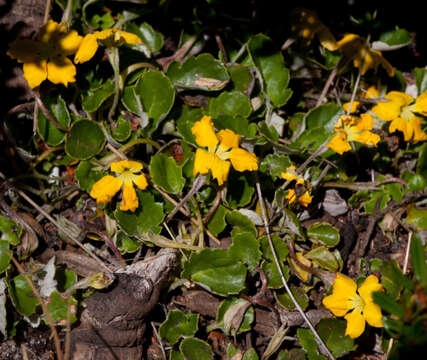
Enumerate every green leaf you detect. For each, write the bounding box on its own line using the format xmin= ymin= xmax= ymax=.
xmin=414 ymin=68 xmax=427 ymax=94
xmin=0 ymin=215 xmax=21 ymax=245
xmin=115 ymin=191 xmax=164 ymax=235
xmin=229 ymin=232 xmax=262 ymax=272
xmin=380 ymin=260 xmax=413 ymax=298
xmin=126 ymin=22 xmax=164 ymax=55
xmin=0 ymin=279 xmax=6 ymax=337
xmin=74 ymin=161 xmax=105 ymax=192
xmin=290 ymin=127 xmax=332 ymax=153
xmin=65 ymin=120 xmax=106 ymax=160
xmin=228 ymin=64 xmax=253 ymax=92
xmin=207 ymin=205 xmax=229 ymax=237
xmin=242 ymin=348 xmax=258 ymax=360
xmin=170 ymin=348 xmax=185 ymax=360
xmin=418 ymin=143 xmax=427 ymax=183
xmin=307 ymin=223 xmax=340 ymax=247
xmin=377 ymin=28 xmax=412 ymax=47
xmin=149 ymin=153 xmax=185 ymax=194
xmin=82 ymin=79 xmax=115 ymax=112
xmin=226 ymin=211 xmax=257 ymax=237
xmin=46 ymin=291 xmax=77 ymax=324
xmin=260 ymin=235 xmax=290 ymax=288
xmin=0 ymin=241 xmax=11 ymax=275
xmin=167 ymin=54 xmax=229 ymax=91
xmin=305 ymin=103 xmax=343 ymax=131
xmin=8 ymin=274 xmax=40 ymax=317
xmin=277 ymin=349 xmax=307 ymax=360
xmin=213 ymin=115 xmax=257 ymax=138
xmin=176 ymin=106 xmax=204 ymax=144
xmin=159 ymin=309 xmax=199 ymax=345
xmin=209 ymin=91 xmax=252 ymax=118
xmin=112 ymin=116 xmax=132 ymax=142
xmin=37 ymin=95 xmax=71 ymax=146
xmin=226 ymin=172 xmax=255 ymax=209
xmin=410 ymin=234 xmax=427 ymax=285
xmin=248 ymin=34 xmax=292 ymax=107
xmin=282 ymin=208 xmax=305 ymax=240
xmin=115 ymin=231 xmax=141 ymax=254
xmin=372 ymin=292 xmax=404 ymax=318
xmin=406 ymin=204 xmax=427 ymax=230
xmin=182 ymin=248 xmax=247 ymax=296
xmin=55 ymin=268 xmax=77 ymax=293
xmin=216 ymin=297 xmax=254 ymax=335
xmin=298 ymin=328 xmax=326 ymax=360
xmin=277 ymin=286 xmax=309 ymax=311
xmin=317 ymin=318 xmax=356 ymax=357
xmin=259 ymin=154 xmax=292 ymax=180
xmin=305 ymin=247 xmax=338 ymax=272
xmin=180 ymin=337 xmax=213 ymax=360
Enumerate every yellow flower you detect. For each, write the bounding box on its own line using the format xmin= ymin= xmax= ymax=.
xmin=285 ymin=189 xmax=313 ymax=207
xmin=343 ymin=85 xmax=379 ymax=114
xmin=281 ymin=165 xmax=305 ymax=185
xmin=90 ymin=160 xmax=148 ymax=212
xmin=290 ymin=8 xmax=338 ymax=51
xmin=327 ymin=114 xmax=381 ymax=154
xmin=191 ymin=116 xmax=258 ymax=186
xmin=7 ymin=20 xmax=82 ymax=88
xmin=323 ymin=273 xmax=384 ymax=338
xmin=336 ymin=34 xmax=394 ymax=77
xmin=371 ymin=91 xmax=427 ymax=143
xmin=74 ymin=28 xmax=142 ymax=64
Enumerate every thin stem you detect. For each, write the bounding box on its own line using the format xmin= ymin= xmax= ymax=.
xmin=255 ymin=181 xmax=335 ymax=360
xmin=33 ymin=91 xmax=69 ymax=132
xmin=107 ymin=47 xmax=121 ymax=122
xmin=44 ymin=0 xmax=52 ymax=23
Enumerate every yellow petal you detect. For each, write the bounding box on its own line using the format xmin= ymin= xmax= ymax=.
xmin=389 ymin=117 xmax=413 ymax=141
xmin=120 ymin=181 xmax=139 ymax=212
xmin=74 ymin=34 xmax=99 ymax=64
xmin=343 ymin=101 xmax=360 ymax=114
xmin=117 ymin=30 xmax=142 ymax=45
xmin=298 ymin=191 xmax=313 ymax=207
xmin=94 ymin=29 xmax=115 ymax=40
xmin=358 ymin=275 xmax=383 ymax=304
xmin=37 ymin=20 xmax=60 ymax=43
xmin=291 ymin=252 xmax=312 ymax=282
xmin=191 ymin=116 xmax=218 ymax=151
xmin=327 ymin=133 xmax=351 ymax=154
xmin=372 ymin=99 xmax=402 ymax=121
xmin=386 ymin=91 xmax=413 ymax=107
xmin=336 ymin=33 xmax=364 ymax=59
xmin=334 ymin=273 xmax=358 ymax=298
xmin=363 ymin=302 xmax=383 ymax=328
xmin=7 ymin=40 xmax=43 ymax=63
xmin=353 ymin=130 xmax=380 ymax=147
xmin=23 ymin=59 xmax=48 ymax=88
xmin=47 ymin=56 xmax=76 ymax=87
xmin=218 ymin=129 xmax=240 ymax=149
xmin=317 ymin=26 xmax=338 ymax=51
xmin=364 ymin=86 xmax=379 ymax=99
xmin=90 ymin=175 xmax=122 ymax=204
xmin=344 ymin=310 xmax=366 ymax=338
xmin=229 ymin=148 xmax=258 ymax=172
xmin=409 ymin=117 xmax=427 ymax=143
xmin=285 ymin=189 xmax=297 ymax=204
xmin=111 ymin=160 xmax=143 ymax=174
xmin=323 ymin=294 xmax=353 ymax=317
xmin=281 ymin=165 xmax=298 ymax=182
xmin=378 ymin=52 xmax=395 ymax=77
xmin=210 ymin=156 xmax=231 ymax=186
xmin=415 ymin=91 xmax=427 ymax=116
xmin=95 ymin=29 xmax=141 ymax=45
xmin=57 ymin=29 xmax=83 ymax=55
xmin=193 ymin=148 xmax=216 ymax=176
xmin=354 ymin=113 xmax=374 ymax=132
xmin=134 ymin=174 xmax=148 ymax=190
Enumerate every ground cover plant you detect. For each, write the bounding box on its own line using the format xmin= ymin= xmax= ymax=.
xmin=0 ymin=0 xmax=426 ymax=359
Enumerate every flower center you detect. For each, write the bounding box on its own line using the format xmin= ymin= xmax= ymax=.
xmin=215 ymin=145 xmax=231 ymax=161
xmin=118 ymin=170 xmax=138 ymax=185
xmin=349 ymin=294 xmax=365 ymax=313
xmin=401 ymin=105 xmax=415 ymax=121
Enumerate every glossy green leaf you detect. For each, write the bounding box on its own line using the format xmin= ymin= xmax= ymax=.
xmin=37 ymin=95 xmax=71 ymax=146
xmin=259 ymin=154 xmax=292 ymax=180
xmin=149 ymin=153 xmax=185 ymax=194
xmin=74 ymin=161 xmax=105 ymax=192
xmin=159 ymin=309 xmax=199 ymax=345
xmin=180 ymin=337 xmax=213 ymax=360
xmin=127 ymin=22 xmax=164 ymax=55
xmin=260 ymin=234 xmax=290 ymax=288
xmin=226 ymin=211 xmax=257 ymax=237
xmin=372 ymin=291 xmax=404 ymax=318
xmin=55 ymin=268 xmax=77 ymax=293
xmin=167 ymin=54 xmax=229 ymax=91
xmin=307 ymin=223 xmax=340 ymax=247
xmin=298 ymin=328 xmax=326 ymax=360
xmin=181 ymin=248 xmax=247 ymax=296
xmin=82 ymin=79 xmax=115 ymax=112
xmin=115 ymin=191 xmax=164 ymax=235
xmin=213 ymin=115 xmax=257 ymax=138
xmin=8 ymin=274 xmax=39 ymax=316
xmin=277 ymin=286 xmax=309 ymax=311
xmin=112 ymin=116 xmax=132 ymax=142
xmin=226 ymin=172 xmax=255 ymax=209
xmin=170 ymin=348 xmax=185 ymax=360
xmin=406 ymin=204 xmax=427 ymax=230
xmin=282 ymin=208 xmax=305 ymax=240
xmin=242 ymin=348 xmax=258 ymax=360
xmin=305 ymin=103 xmax=343 ymax=131
xmin=0 ymin=215 xmax=21 ymax=245
xmin=290 ymin=127 xmax=332 ymax=153
xmin=229 ymin=232 xmax=261 ymax=272
xmin=414 ymin=68 xmax=427 ymax=94
xmin=46 ymin=291 xmax=77 ymax=324
xmin=248 ymin=34 xmax=292 ymax=107
xmin=209 ymin=91 xmax=252 ymax=118
xmin=317 ymin=318 xmax=356 ymax=357
xmin=376 ymin=28 xmax=411 ymax=49
xmin=207 ymin=205 xmax=229 ymax=237
xmin=410 ymin=234 xmax=427 ymax=285
xmin=305 ymin=246 xmax=338 ymax=272
xmin=0 ymin=241 xmax=11 ymax=275
xmin=176 ymin=106 xmax=204 ymax=144
xmin=228 ymin=64 xmax=253 ymax=92
xmin=65 ymin=120 xmax=106 ymax=160
xmin=116 ymin=231 xmax=141 ymax=254
xmin=379 ymin=260 xmax=413 ymax=299
xmin=216 ymin=297 xmax=254 ymax=335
